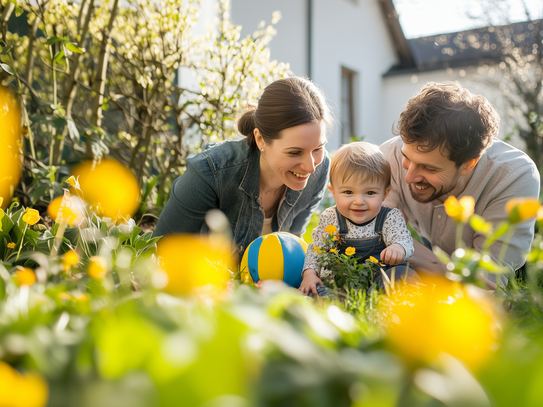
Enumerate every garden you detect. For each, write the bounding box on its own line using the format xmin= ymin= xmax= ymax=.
xmin=2 ymin=0 xmax=543 ymax=406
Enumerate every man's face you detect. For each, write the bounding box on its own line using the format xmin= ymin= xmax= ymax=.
xmin=401 ymin=143 xmax=472 ymax=203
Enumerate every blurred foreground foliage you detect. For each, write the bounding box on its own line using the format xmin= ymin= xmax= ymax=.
xmin=1 ymin=192 xmax=543 ymax=407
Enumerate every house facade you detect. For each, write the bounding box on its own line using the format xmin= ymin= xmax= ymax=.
xmin=228 ymin=0 xmax=530 ymax=151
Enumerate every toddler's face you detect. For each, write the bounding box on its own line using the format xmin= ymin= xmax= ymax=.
xmin=329 ymin=174 xmax=391 ymax=224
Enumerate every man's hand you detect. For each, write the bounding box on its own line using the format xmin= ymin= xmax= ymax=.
xmin=299 ymin=269 xmax=323 ymax=296
xmin=380 ymin=244 xmax=406 ymax=265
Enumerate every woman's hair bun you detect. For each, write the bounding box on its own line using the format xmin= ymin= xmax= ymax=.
xmin=237 ymin=104 xmax=257 ymax=140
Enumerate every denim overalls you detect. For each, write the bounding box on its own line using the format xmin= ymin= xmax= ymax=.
xmin=335 ymin=206 xmax=416 ymax=284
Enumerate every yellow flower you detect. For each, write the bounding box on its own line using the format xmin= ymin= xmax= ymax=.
xmin=324 ymin=224 xmax=337 ymax=235
xmin=71 ymin=159 xmax=141 ymax=219
xmin=7 ymin=242 xmax=15 ymax=249
xmin=345 ymin=247 xmax=356 ymax=256
xmin=368 ymin=256 xmax=379 ymax=264
xmin=330 ymin=248 xmax=337 ymax=253
xmin=444 ymin=196 xmax=475 ymax=223
xmin=13 ymin=266 xmax=36 ymax=286
xmin=63 ymin=250 xmax=79 ymax=270
xmin=22 ymin=208 xmax=40 ymax=226
xmin=65 ymin=176 xmax=79 ymax=188
xmin=75 ymin=293 xmax=89 ymax=302
xmin=157 ymin=234 xmax=234 ymax=296
xmin=0 ymin=86 xmax=23 ymax=210
xmin=58 ymin=292 xmax=72 ymax=301
xmin=381 ymin=276 xmax=498 ymax=370
xmin=506 ymin=197 xmax=540 ymax=224
xmin=0 ymin=361 xmax=48 ymax=407
xmin=47 ymin=195 xmax=84 ymax=227
xmin=88 ymin=256 xmax=107 ymax=279
xmin=312 ymin=246 xmax=320 ymax=252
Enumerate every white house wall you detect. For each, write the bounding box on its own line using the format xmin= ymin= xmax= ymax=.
xmin=230 ymin=0 xmax=399 ymax=151
xmin=382 ymin=68 xmax=524 ymax=149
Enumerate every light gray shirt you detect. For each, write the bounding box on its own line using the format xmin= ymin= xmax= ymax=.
xmin=380 ymin=137 xmax=540 ymax=279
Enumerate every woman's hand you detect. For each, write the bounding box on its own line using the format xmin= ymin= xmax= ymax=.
xmin=298 ymin=269 xmax=323 ymax=296
xmin=380 ymin=244 xmax=406 ymax=265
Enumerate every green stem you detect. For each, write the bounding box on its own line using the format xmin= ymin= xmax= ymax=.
xmin=50 ymin=220 xmax=68 ymax=259
xmin=498 ymin=226 xmax=516 ymax=265
xmin=16 ymin=223 xmax=28 ymax=261
xmin=455 ymin=222 xmax=464 ymax=249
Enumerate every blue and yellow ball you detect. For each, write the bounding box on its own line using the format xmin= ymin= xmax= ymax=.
xmin=240 ymin=232 xmax=308 ymax=288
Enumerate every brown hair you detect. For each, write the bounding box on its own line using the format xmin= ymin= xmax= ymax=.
xmin=237 ymin=77 xmax=331 ymax=148
xmin=395 ymin=81 xmax=499 ymax=167
xmin=330 ymin=142 xmax=391 ymax=187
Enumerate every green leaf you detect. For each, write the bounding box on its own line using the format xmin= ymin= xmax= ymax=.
xmin=469 ymin=214 xmax=493 ymax=236
xmin=485 ymin=221 xmax=510 ymax=249
xmin=53 ymin=49 xmax=65 ymax=63
xmin=65 ymin=43 xmax=83 ymax=54
xmin=0 ymin=63 xmax=14 ymax=75
xmin=45 ymin=36 xmax=68 ymax=45
xmin=14 ymin=6 xmax=23 ymax=17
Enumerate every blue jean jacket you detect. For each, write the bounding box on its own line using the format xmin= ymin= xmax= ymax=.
xmin=154 ymin=139 xmax=330 ymax=256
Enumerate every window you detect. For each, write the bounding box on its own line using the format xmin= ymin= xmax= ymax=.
xmin=341 ymin=67 xmax=357 ymax=143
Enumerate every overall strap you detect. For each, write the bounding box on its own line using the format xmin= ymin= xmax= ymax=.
xmin=374 ymin=206 xmax=393 ymax=234
xmin=335 ymin=206 xmax=349 ymax=237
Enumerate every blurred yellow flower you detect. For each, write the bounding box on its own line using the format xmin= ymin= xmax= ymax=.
xmin=58 ymin=292 xmax=72 ymax=301
xmin=506 ymin=197 xmax=540 ymax=224
xmin=63 ymin=250 xmax=79 ymax=270
xmin=330 ymin=248 xmax=337 ymax=253
xmin=13 ymin=266 xmax=36 ymax=286
xmin=312 ymin=246 xmax=320 ymax=252
xmin=88 ymin=256 xmax=107 ymax=279
xmin=157 ymin=234 xmax=235 ymax=296
xmin=75 ymin=293 xmax=89 ymax=302
xmin=0 ymin=361 xmax=48 ymax=407
xmin=382 ymin=276 xmax=498 ymax=370
xmin=47 ymin=194 xmax=84 ymax=227
xmin=22 ymin=208 xmax=40 ymax=226
xmin=7 ymin=242 xmax=15 ymax=249
xmin=368 ymin=256 xmax=379 ymax=264
xmin=324 ymin=224 xmax=337 ymax=234
xmin=345 ymin=247 xmax=356 ymax=256
xmin=444 ymin=196 xmax=475 ymax=223
xmin=71 ymin=159 xmax=141 ymax=219
xmin=0 ymin=87 xmax=23 ymax=210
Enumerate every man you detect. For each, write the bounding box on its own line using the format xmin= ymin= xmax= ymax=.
xmin=381 ymin=81 xmax=540 ymax=286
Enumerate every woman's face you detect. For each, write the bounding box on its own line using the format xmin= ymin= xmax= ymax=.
xmin=257 ymin=122 xmax=327 ymax=191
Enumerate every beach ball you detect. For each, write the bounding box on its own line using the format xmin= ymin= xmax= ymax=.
xmin=240 ymin=232 xmax=308 ymax=288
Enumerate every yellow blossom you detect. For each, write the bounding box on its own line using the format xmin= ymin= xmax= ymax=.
xmin=444 ymin=196 xmax=475 ymax=223
xmin=75 ymin=293 xmax=89 ymax=302
xmin=71 ymin=159 xmax=141 ymax=219
xmin=47 ymin=195 xmax=84 ymax=227
xmin=157 ymin=234 xmax=234 ymax=296
xmin=58 ymin=292 xmax=72 ymax=300
xmin=506 ymin=197 xmax=540 ymax=224
xmin=330 ymin=248 xmax=337 ymax=253
xmin=22 ymin=208 xmax=40 ymax=226
xmin=13 ymin=266 xmax=36 ymax=286
xmin=312 ymin=246 xmax=320 ymax=252
xmin=324 ymin=224 xmax=337 ymax=235
xmin=7 ymin=242 xmax=15 ymax=249
xmin=368 ymin=256 xmax=379 ymax=264
xmin=0 ymin=360 xmax=48 ymax=407
xmin=345 ymin=247 xmax=356 ymax=256
xmin=0 ymin=86 xmax=23 ymax=210
xmin=63 ymin=250 xmax=79 ymax=270
xmin=381 ymin=276 xmax=498 ymax=370
xmin=65 ymin=176 xmax=78 ymax=188
xmin=88 ymin=256 xmax=107 ymax=279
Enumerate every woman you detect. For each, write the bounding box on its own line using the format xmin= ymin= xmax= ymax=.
xmin=154 ymin=77 xmax=331 ymax=256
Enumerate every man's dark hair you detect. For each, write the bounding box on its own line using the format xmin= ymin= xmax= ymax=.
xmin=395 ymin=81 xmax=500 ymax=167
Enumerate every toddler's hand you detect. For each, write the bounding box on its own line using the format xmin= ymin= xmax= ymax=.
xmin=380 ymin=244 xmax=405 ymax=265
xmin=298 ymin=269 xmax=323 ymax=297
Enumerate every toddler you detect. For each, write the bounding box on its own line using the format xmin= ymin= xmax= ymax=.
xmin=299 ymin=142 xmax=416 ymax=296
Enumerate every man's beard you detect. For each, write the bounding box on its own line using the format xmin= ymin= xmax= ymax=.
xmin=408 ymin=182 xmax=456 ymax=203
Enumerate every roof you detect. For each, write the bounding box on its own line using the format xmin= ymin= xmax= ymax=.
xmin=385 ymin=19 xmax=542 ymax=76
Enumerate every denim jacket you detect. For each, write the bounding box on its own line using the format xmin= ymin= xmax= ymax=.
xmin=154 ymin=139 xmax=330 ymax=256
